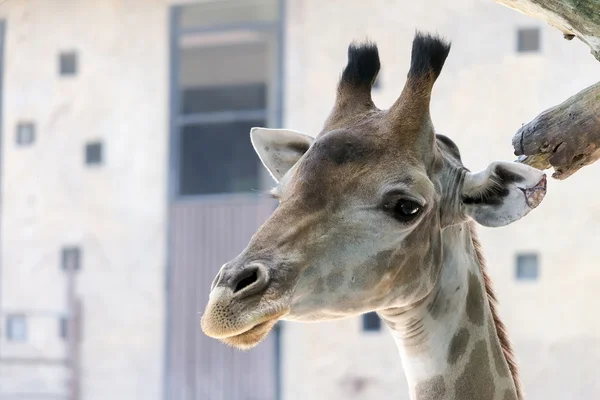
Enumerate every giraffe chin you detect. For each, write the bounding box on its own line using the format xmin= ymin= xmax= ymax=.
xmin=219 ymin=318 xmax=279 ymax=350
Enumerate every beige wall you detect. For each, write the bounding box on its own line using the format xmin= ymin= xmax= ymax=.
xmin=282 ymin=0 xmax=600 ymax=399
xmin=0 ymin=1 xmax=169 ymax=399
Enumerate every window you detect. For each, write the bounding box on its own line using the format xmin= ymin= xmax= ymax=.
xmin=180 ymin=120 xmax=262 ymax=194
xmin=516 ymin=253 xmax=539 ymax=280
xmin=179 ymin=0 xmax=279 ymax=29
xmin=517 ymin=28 xmax=540 ymax=53
xmin=362 ymin=312 xmax=381 ymax=332
xmin=59 ymin=51 xmax=78 ymax=76
xmin=59 ymin=316 xmax=69 ymax=339
xmin=85 ymin=142 xmax=103 ymax=165
xmin=173 ymin=0 xmax=281 ymax=196
xmin=6 ymin=315 xmax=27 ymax=341
xmin=16 ymin=122 xmax=35 ymax=146
xmin=62 ymin=247 xmax=81 ymax=271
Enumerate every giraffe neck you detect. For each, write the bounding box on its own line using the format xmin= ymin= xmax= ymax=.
xmin=378 ymin=223 xmax=519 ymax=400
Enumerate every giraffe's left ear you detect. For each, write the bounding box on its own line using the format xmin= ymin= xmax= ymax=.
xmin=461 ymin=161 xmax=547 ymax=227
xmin=250 ymin=127 xmax=314 ymax=182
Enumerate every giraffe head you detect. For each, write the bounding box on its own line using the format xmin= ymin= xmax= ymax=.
xmin=201 ymin=32 xmax=547 ymax=349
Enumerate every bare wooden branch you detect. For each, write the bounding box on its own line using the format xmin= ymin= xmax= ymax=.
xmin=513 ymin=81 xmax=600 ymax=179
xmin=494 ymin=0 xmax=600 ymax=61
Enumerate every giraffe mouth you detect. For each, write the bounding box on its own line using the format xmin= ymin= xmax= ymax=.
xmin=217 ymin=316 xmax=281 ymax=350
xmin=201 ymin=293 xmax=290 ymax=350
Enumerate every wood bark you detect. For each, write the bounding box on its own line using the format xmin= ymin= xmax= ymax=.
xmin=493 ymin=0 xmax=600 ymax=61
xmin=512 ymin=82 xmax=600 ymax=179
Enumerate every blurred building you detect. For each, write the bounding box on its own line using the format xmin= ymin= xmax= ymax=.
xmin=0 ymin=1 xmax=598 ymax=400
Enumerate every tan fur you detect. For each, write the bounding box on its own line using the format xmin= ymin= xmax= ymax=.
xmin=468 ymin=222 xmax=523 ymax=400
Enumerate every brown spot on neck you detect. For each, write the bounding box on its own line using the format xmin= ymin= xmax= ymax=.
xmin=415 ymin=375 xmax=446 ymax=400
xmin=447 ymin=328 xmax=470 ymax=365
xmin=469 ymin=223 xmax=522 ymax=400
xmin=466 ymin=271 xmax=485 ymax=326
xmin=454 ymin=340 xmax=494 ymax=399
xmin=502 ymin=388 xmax=518 ymax=400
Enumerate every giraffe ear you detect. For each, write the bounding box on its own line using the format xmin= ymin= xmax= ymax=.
xmin=250 ymin=127 xmax=314 ymax=182
xmin=461 ymin=161 xmax=547 ymax=227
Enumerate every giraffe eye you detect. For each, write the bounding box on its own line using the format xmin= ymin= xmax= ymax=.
xmin=385 ymin=199 xmax=422 ymax=222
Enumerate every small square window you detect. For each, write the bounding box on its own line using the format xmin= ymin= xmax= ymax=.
xmin=362 ymin=312 xmax=381 ymax=332
xmin=16 ymin=122 xmax=35 ymax=146
xmin=59 ymin=316 xmax=69 ymax=339
xmin=85 ymin=142 xmax=103 ymax=165
xmin=517 ymin=28 xmax=540 ymax=53
xmin=6 ymin=315 xmax=27 ymax=341
xmin=62 ymin=247 xmax=81 ymax=271
xmin=516 ymin=253 xmax=539 ymax=280
xmin=59 ymin=52 xmax=78 ymax=76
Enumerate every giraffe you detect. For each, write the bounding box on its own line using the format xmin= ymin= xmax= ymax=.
xmin=201 ymin=31 xmax=547 ymax=400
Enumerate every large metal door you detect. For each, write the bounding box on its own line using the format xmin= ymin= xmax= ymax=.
xmin=167 ymin=196 xmax=278 ymax=400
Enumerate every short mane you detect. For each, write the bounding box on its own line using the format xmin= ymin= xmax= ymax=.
xmin=468 ymin=222 xmax=523 ymax=400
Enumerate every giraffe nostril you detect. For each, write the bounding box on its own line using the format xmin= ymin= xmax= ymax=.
xmin=229 ymin=263 xmax=269 ymax=299
xmin=234 ymin=269 xmax=259 ymax=293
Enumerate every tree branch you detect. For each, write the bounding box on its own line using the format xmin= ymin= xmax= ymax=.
xmin=494 ymin=0 xmax=600 ymax=61
xmin=513 ymin=81 xmax=600 ymax=179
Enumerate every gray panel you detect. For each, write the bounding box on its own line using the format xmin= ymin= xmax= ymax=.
xmin=516 ymin=253 xmax=539 ymax=280
xmin=167 ymin=196 xmax=277 ymax=400
xmin=59 ymin=51 xmax=78 ymax=76
xmin=85 ymin=141 xmax=103 ymax=165
xmin=517 ymin=27 xmax=540 ymax=53
xmin=16 ymin=122 xmax=36 ymax=146
xmin=179 ymin=42 xmax=268 ymax=88
xmin=179 ymin=0 xmax=280 ymax=30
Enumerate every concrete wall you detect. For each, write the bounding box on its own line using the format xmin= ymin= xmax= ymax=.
xmin=0 ymin=1 xmax=169 ymax=399
xmin=282 ymin=0 xmax=600 ymax=399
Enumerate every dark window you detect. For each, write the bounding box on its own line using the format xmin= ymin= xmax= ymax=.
xmin=59 ymin=51 xmax=78 ymax=76
xmin=6 ymin=315 xmax=27 ymax=341
xmin=362 ymin=312 xmax=381 ymax=332
xmin=179 ymin=119 xmax=263 ymax=195
xmin=182 ymin=83 xmax=266 ymax=114
xmin=517 ymin=28 xmax=540 ymax=53
xmin=59 ymin=316 xmax=69 ymax=339
xmin=62 ymin=247 xmax=81 ymax=271
xmin=516 ymin=253 xmax=539 ymax=280
xmin=175 ymin=29 xmax=275 ymax=196
xmin=85 ymin=142 xmax=103 ymax=165
xmin=16 ymin=122 xmax=35 ymax=146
